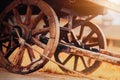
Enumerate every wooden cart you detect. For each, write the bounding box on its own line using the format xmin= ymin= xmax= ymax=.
xmin=0 ymin=0 xmax=120 ymax=76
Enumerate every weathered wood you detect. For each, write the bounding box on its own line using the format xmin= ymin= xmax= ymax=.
xmin=59 ymin=42 xmax=120 ymax=66
xmin=45 ymin=0 xmax=105 ymax=15
xmin=100 ymin=49 xmax=120 ymax=58
xmin=0 ymin=0 xmax=60 ymax=74
xmin=25 ymin=42 xmax=97 ymax=80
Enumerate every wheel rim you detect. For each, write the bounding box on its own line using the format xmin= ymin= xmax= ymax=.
xmin=54 ymin=20 xmax=106 ymax=74
xmin=0 ymin=0 xmax=59 ymax=74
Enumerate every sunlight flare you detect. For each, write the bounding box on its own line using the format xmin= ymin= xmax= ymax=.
xmin=108 ymin=0 xmax=120 ymax=4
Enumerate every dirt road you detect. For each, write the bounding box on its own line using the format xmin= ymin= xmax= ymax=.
xmin=1 ymin=47 xmax=120 ymax=80
xmin=0 ymin=68 xmax=90 ymax=80
xmin=1 ymin=61 xmax=120 ymax=80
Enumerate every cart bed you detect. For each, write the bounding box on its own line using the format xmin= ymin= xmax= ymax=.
xmin=45 ymin=0 xmax=106 ymax=16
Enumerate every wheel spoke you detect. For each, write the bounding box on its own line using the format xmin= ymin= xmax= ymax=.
xmin=5 ymin=45 xmax=18 ymax=59
xmin=80 ymin=56 xmax=88 ymax=69
xmin=83 ymin=31 xmax=94 ymax=43
xmin=0 ymin=35 xmax=9 ymax=42
xmin=16 ymin=46 xmax=25 ymax=66
xmin=32 ymin=27 xmax=49 ymax=36
xmin=73 ymin=56 xmax=79 ymax=70
xmin=6 ymin=42 xmax=11 ymax=54
xmin=62 ymin=54 xmax=73 ymax=65
xmin=32 ymin=37 xmax=46 ymax=49
xmin=87 ymin=58 xmax=92 ymax=67
xmin=8 ymin=16 xmax=15 ymax=25
xmin=31 ymin=12 xmax=43 ymax=29
xmin=9 ymin=36 xmax=16 ymax=49
xmin=1 ymin=43 xmax=8 ymax=49
xmin=24 ymin=5 xmax=31 ymax=25
xmin=5 ymin=36 xmax=16 ymax=58
xmin=78 ymin=25 xmax=84 ymax=40
xmin=2 ymin=21 xmax=12 ymax=29
xmin=13 ymin=8 xmax=22 ymax=24
xmin=0 ymin=43 xmax=5 ymax=55
xmin=63 ymin=23 xmax=68 ymax=28
xmin=27 ymin=46 xmax=36 ymax=62
xmin=13 ymin=45 xmax=25 ymax=65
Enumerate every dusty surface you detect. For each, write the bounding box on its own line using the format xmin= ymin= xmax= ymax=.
xmin=1 ymin=62 xmax=120 ymax=80
xmin=0 ymin=46 xmax=120 ymax=80
xmin=0 ymin=68 xmax=90 ymax=80
xmin=1 ymin=58 xmax=120 ymax=80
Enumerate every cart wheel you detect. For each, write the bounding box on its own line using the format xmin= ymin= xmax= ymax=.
xmin=54 ymin=20 xmax=106 ymax=74
xmin=0 ymin=0 xmax=59 ymax=74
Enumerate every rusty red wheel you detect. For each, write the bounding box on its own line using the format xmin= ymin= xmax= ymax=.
xmin=54 ymin=20 xmax=106 ymax=74
xmin=0 ymin=0 xmax=59 ymax=74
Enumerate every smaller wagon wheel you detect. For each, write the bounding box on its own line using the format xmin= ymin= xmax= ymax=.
xmin=0 ymin=0 xmax=59 ymax=74
xmin=54 ymin=20 xmax=106 ymax=74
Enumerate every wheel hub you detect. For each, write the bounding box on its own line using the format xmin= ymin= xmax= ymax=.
xmin=11 ymin=25 xmax=32 ymax=44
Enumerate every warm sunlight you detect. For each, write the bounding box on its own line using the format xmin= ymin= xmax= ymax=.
xmin=109 ymin=0 xmax=120 ymax=4
xmin=107 ymin=0 xmax=120 ymax=25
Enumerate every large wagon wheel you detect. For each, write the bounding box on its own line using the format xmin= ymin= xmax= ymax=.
xmin=0 ymin=0 xmax=59 ymax=74
xmin=54 ymin=20 xmax=106 ymax=74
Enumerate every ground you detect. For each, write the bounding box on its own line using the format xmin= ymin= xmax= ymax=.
xmin=1 ymin=58 xmax=120 ymax=80
xmin=0 ymin=68 xmax=90 ymax=80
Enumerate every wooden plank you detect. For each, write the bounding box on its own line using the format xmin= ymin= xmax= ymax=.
xmin=87 ymin=0 xmax=120 ymax=13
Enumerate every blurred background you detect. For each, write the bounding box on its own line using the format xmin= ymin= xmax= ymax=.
xmin=91 ymin=0 xmax=120 ymax=52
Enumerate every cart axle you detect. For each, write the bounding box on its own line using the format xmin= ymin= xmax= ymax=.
xmin=39 ymin=35 xmax=120 ymax=66
xmin=58 ymin=42 xmax=120 ymax=66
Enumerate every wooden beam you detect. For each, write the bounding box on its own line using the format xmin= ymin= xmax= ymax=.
xmin=59 ymin=42 xmax=120 ymax=66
